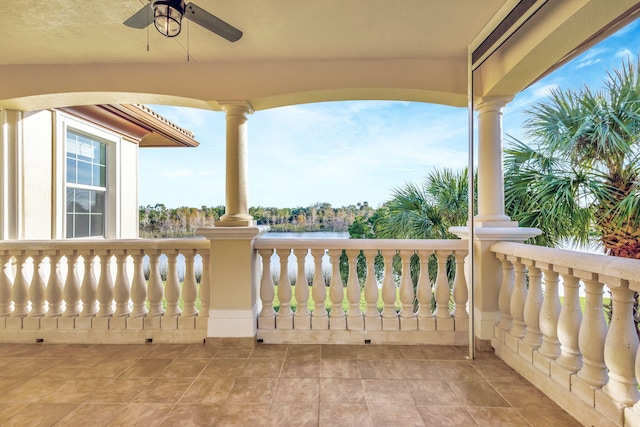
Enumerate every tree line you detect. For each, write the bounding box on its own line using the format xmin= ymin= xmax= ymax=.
xmin=139 ymin=202 xmax=376 ymax=237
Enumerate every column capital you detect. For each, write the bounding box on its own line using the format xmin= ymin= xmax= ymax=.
xmin=219 ymin=101 xmax=254 ymax=117
xmin=474 ymin=96 xmax=513 ymax=113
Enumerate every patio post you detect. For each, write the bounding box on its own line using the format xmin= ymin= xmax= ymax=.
xmin=452 ymin=96 xmax=539 ymax=349
xmin=217 ymin=101 xmax=255 ymax=227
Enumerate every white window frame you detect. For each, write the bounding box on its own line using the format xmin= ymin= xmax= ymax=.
xmin=53 ymin=112 xmax=121 ymax=239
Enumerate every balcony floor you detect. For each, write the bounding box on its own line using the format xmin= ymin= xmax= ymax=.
xmin=0 ymin=342 xmax=581 ymax=426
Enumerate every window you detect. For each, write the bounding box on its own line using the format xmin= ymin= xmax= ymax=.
xmin=65 ymin=130 xmax=107 ymax=238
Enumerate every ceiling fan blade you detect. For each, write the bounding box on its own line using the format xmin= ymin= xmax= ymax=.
xmin=184 ymin=3 xmax=243 ymax=42
xmin=123 ymin=3 xmax=154 ymax=29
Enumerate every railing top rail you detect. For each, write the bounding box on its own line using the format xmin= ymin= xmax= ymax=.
xmin=0 ymin=237 xmax=210 ymax=253
xmin=491 ymin=241 xmax=640 ymax=286
xmin=254 ymin=238 xmax=468 ymax=252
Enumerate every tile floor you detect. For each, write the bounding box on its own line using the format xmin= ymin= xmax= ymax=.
xmin=0 ymin=342 xmax=582 ymax=426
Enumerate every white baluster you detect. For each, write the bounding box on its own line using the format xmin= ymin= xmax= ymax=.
xmin=311 ymin=249 xmax=328 ymax=329
xmin=452 ymin=251 xmax=469 ymax=322
xmin=28 ymin=253 xmax=46 ymax=317
xmin=537 ymin=266 xmax=561 ymax=364
xmin=496 ymin=255 xmax=514 ymax=336
xmin=258 ymin=249 xmax=275 ymax=329
xmin=345 ymin=249 xmax=363 ymax=330
xmin=276 ymin=248 xmax=293 ymax=329
xmin=96 ymin=253 xmax=114 ymax=317
xmin=434 ymin=250 xmax=453 ymax=330
xmin=11 ymin=253 xmax=28 ymax=317
xmin=46 ymin=252 xmax=64 ymax=317
xmin=63 ymin=253 xmax=81 ymax=317
xmin=130 ymin=252 xmax=148 ymax=317
xmin=147 ymin=251 xmax=164 ymax=317
xmin=199 ymin=252 xmax=210 ymax=318
xmin=576 ymin=272 xmax=608 ymax=390
xmin=521 ymin=264 xmax=543 ymax=356
xmin=554 ymin=271 xmax=583 ymax=374
xmin=328 ymin=249 xmax=346 ymax=329
xmin=0 ymin=252 xmax=12 ymax=316
xmin=416 ymin=251 xmax=433 ymax=329
xmin=380 ymin=249 xmax=398 ymax=330
xmin=399 ymin=250 xmax=417 ymax=330
xmin=165 ymin=251 xmax=181 ymax=317
xmin=113 ymin=253 xmax=132 ymax=317
xmin=80 ymin=252 xmax=98 ymax=317
xmin=293 ymin=248 xmax=311 ymax=329
xmin=363 ymin=249 xmax=380 ymax=330
xmin=182 ymin=251 xmax=198 ymax=317
xmin=508 ymin=257 xmax=527 ymax=340
xmin=601 ymin=278 xmax=640 ymax=406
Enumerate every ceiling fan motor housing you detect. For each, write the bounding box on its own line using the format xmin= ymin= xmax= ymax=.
xmin=153 ymin=0 xmax=186 ymax=37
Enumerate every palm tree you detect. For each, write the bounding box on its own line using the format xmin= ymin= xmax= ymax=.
xmin=504 ymin=58 xmax=640 ymax=337
xmin=504 ymin=57 xmax=640 ymax=257
xmin=376 ymin=168 xmax=472 ymax=239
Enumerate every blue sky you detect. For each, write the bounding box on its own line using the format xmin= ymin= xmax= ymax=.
xmin=140 ymin=19 xmax=639 ymax=209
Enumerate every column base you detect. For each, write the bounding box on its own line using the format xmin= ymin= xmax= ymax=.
xmin=208 ymin=306 xmax=260 ymax=338
xmin=215 ymin=219 xmax=256 ymax=227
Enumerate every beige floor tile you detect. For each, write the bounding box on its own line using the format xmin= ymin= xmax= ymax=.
xmin=471 ymin=361 xmax=527 ymax=384
xmin=518 ymin=407 xmax=584 ymax=427
xmin=143 ymin=344 xmax=189 ymax=359
xmin=85 ymin=377 xmax=153 ymax=404
xmin=368 ymin=402 xmax=425 ymax=427
xmin=396 ymin=360 xmax=442 ymax=379
xmin=423 ymin=346 xmax=466 ymax=360
xmin=319 ymin=403 xmax=372 ymax=427
xmin=0 ymin=377 xmax=28 ymax=393
xmin=358 ymin=359 xmax=403 ymax=379
xmin=214 ymin=347 xmax=253 ymax=358
xmin=37 ymin=357 xmax=104 ymax=378
xmin=76 ymin=358 xmax=137 ymax=378
xmin=320 ymin=359 xmax=361 ymax=378
xmin=159 ymin=403 xmax=222 ymax=426
xmin=213 ymin=403 xmax=270 ymax=427
xmin=493 ymin=382 xmax=562 ymax=409
xmin=105 ymin=403 xmax=173 ymax=426
xmin=0 ymin=357 xmax=61 ymax=377
xmin=226 ymin=377 xmax=278 ymax=403
xmin=0 ymin=377 xmax=66 ymax=402
xmin=274 ymin=377 xmax=320 ymax=403
xmin=240 ymin=358 xmax=284 ymax=377
xmin=0 ymin=403 xmax=29 ymax=423
xmin=467 ymin=407 xmax=531 ymax=427
xmin=157 ymin=358 xmax=208 ymax=378
xmin=356 ymin=345 xmax=402 ymax=360
xmin=117 ymin=358 xmax=173 ymax=378
xmin=431 ymin=360 xmax=484 ymax=381
xmin=131 ymin=378 xmax=194 ymax=403
xmin=416 ymin=405 xmax=479 ymax=426
xmin=281 ymin=357 xmax=321 ymax=377
xmin=53 ymin=403 xmax=126 ymax=427
xmin=287 ymin=344 xmax=322 ymax=359
xmin=396 ymin=345 xmax=432 ymax=360
xmin=251 ymin=344 xmax=288 ymax=359
xmin=179 ymin=377 xmax=235 ymax=404
xmin=2 ymin=402 xmax=77 ymax=427
xmin=362 ymin=379 xmax=412 ymax=404
xmin=40 ymin=377 xmax=108 ymax=403
xmin=322 ymin=345 xmax=358 ymax=359
xmin=267 ymin=402 xmax=319 ymax=427
xmin=447 ymin=381 xmax=510 ymax=407
xmin=199 ymin=358 xmax=246 ymax=377
xmin=320 ymin=378 xmax=365 ymax=404
xmin=177 ymin=343 xmax=219 ymax=359
xmin=405 ymin=379 xmax=459 ymax=406
xmin=104 ymin=344 xmax=154 ymax=358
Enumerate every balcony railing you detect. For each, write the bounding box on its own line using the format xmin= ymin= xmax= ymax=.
xmin=254 ymin=238 xmax=469 ymax=345
xmin=0 ymin=239 xmax=209 ymax=343
xmin=491 ymin=241 xmax=640 ymax=427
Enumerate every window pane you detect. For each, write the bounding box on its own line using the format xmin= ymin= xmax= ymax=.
xmin=90 ymin=214 xmax=103 ymax=237
xmin=75 ymin=214 xmax=90 ymax=238
xmin=66 ymin=214 xmax=74 ymax=238
xmin=93 ymin=164 xmax=106 ymax=187
xmin=75 ymin=189 xmax=90 ymax=213
xmin=66 ymin=158 xmax=76 ymax=184
xmin=77 ymin=160 xmax=92 ymax=186
xmin=66 ymin=188 xmax=75 ymax=213
xmin=93 ymin=191 xmax=105 ymax=214
xmin=98 ymin=142 xmax=107 ymax=166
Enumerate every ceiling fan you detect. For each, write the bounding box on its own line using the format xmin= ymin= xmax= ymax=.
xmin=124 ymin=0 xmax=242 ymax=42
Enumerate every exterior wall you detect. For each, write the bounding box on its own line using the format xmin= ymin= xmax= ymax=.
xmin=0 ymin=108 xmax=140 ymax=241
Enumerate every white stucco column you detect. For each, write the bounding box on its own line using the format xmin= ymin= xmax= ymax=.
xmin=475 ymin=97 xmax=515 ymax=227
xmin=450 ymin=96 xmax=540 ymax=348
xmin=217 ymin=101 xmax=255 ymax=227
